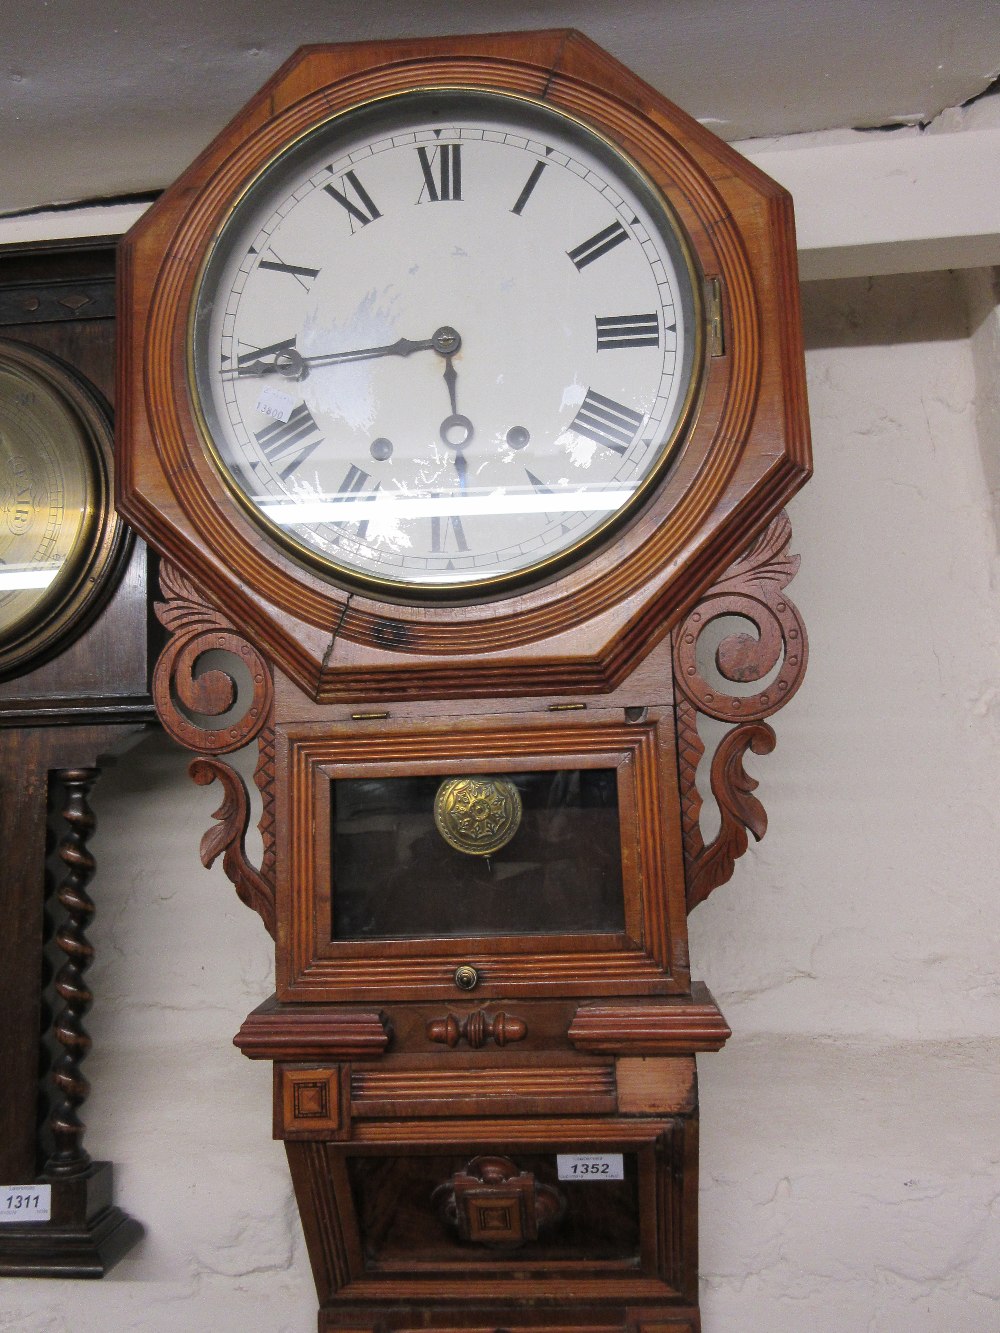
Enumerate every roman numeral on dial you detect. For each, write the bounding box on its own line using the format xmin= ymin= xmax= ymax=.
xmin=569 ymin=390 xmax=644 ymax=455
xmin=567 ymin=221 xmax=629 ymax=270
xmin=416 ymin=144 xmax=462 ymax=202
xmin=234 ymin=336 xmax=297 ymax=369
xmin=324 ymin=170 xmax=382 ymax=231
xmin=332 ymin=464 xmax=377 ymax=538
xmin=525 ymin=468 xmax=568 ymax=530
xmin=253 ymin=404 xmax=323 ymax=480
xmin=511 ymin=161 xmax=547 ymax=215
xmin=596 ymin=313 xmax=660 ymax=350
xmin=430 ymin=507 xmax=469 ymax=553
xmin=525 ymin=468 xmax=552 ymax=497
xmin=256 ymin=251 xmax=320 ymax=289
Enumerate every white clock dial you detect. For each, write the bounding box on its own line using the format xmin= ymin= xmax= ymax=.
xmin=191 ymin=90 xmax=702 ymax=594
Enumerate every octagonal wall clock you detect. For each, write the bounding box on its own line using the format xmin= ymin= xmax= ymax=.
xmin=117 ymin=30 xmax=811 ymax=1332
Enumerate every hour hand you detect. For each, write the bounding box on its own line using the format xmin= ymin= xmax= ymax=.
xmin=223 ymin=326 xmax=462 ymax=381
xmin=227 ymin=346 xmax=306 ymax=380
xmin=224 ymin=341 xmax=419 ymax=382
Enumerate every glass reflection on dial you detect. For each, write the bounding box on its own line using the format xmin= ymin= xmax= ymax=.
xmin=0 ymin=358 xmax=93 ymax=642
xmin=192 ymin=90 xmax=702 ymax=593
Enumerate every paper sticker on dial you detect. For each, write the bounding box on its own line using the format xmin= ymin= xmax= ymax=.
xmin=191 ymin=90 xmax=702 ymax=593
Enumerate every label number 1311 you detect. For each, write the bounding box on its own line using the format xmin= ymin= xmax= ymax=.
xmin=0 ymin=1184 xmax=52 ymax=1222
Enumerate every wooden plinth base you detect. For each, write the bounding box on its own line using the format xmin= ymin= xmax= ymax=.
xmin=318 ymin=1302 xmax=700 ymax=1332
xmin=0 ymin=1161 xmax=143 ymax=1278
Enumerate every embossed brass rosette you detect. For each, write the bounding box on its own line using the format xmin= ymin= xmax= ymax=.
xmin=433 ymin=776 xmax=523 ymax=856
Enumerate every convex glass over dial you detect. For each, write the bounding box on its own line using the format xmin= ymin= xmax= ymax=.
xmin=0 ymin=340 xmax=121 ymax=676
xmin=191 ymin=90 xmax=703 ymax=593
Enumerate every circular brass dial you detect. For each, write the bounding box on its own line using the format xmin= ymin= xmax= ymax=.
xmin=0 ymin=339 xmax=126 ymax=678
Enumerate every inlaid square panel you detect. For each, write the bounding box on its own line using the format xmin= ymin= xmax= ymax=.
xmin=276 ymin=1066 xmax=345 ymax=1138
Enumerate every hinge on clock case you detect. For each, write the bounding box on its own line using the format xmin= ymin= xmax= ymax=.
xmin=707 ymin=276 xmax=725 ymax=357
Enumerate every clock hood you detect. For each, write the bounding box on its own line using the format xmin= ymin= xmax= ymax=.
xmin=117 ymin=29 xmax=810 ymax=703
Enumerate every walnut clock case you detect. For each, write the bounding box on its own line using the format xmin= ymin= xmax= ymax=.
xmin=117 ymin=31 xmax=810 ymax=1332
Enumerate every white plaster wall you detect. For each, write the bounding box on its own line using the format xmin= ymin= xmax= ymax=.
xmin=692 ymin=270 xmax=1000 ymax=1331
xmin=3 ymin=261 xmax=999 ymax=1333
xmin=3 ymin=265 xmax=996 ymax=1333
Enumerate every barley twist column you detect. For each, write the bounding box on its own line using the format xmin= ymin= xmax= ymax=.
xmin=43 ymin=767 xmax=100 ymax=1178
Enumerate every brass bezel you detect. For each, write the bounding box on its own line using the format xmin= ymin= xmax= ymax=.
xmin=187 ymin=85 xmax=706 ymax=603
xmin=0 ymin=339 xmax=129 ymax=680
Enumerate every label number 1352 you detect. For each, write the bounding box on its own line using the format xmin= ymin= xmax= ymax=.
xmin=556 ymin=1153 xmax=625 ymax=1181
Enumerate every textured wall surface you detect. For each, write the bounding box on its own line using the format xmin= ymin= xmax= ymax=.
xmin=693 ymin=270 xmax=1000 ymax=1331
xmin=3 ymin=1 xmax=998 ymax=214
xmin=2 ymin=268 xmax=998 ymax=1331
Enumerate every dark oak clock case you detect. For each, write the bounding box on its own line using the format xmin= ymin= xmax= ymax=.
xmin=0 ymin=239 xmax=152 ymax=1275
xmin=117 ymin=31 xmax=810 ymax=1331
